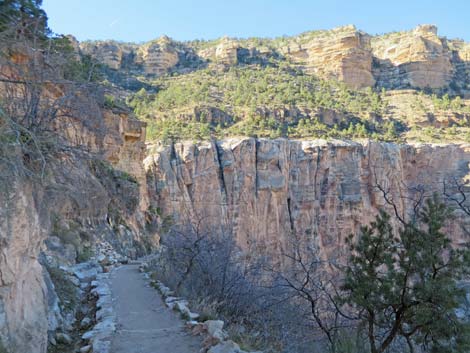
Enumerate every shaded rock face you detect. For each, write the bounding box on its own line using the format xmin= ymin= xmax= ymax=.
xmin=0 ymin=99 xmax=155 ymax=353
xmin=0 ymin=150 xmax=153 ymax=353
xmin=95 ymin=109 xmax=150 ymax=217
xmin=146 ymin=139 xmax=470 ymax=260
xmin=451 ymin=41 xmax=470 ymax=95
xmin=52 ymin=91 xmax=150 ymax=221
xmin=0 ymin=175 xmax=48 ymax=353
xmin=0 ymin=44 xmax=157 ymax=353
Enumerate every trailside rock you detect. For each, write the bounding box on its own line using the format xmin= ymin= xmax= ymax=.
xmin=81 ymin=271 xmax=116 ymax=353
xmin=204 ymin=320 xmax=225 ymax=337
xmin=71 ymin=262 xmax=101 ymax=283
xmin=80 ymin=317 xmax=92 ymax=329
xmin=208 ymin=340 xmax=242 ymax=353
xmin=55 ymin=332 xmax=73 ymax=345
xmin=79 ymin=345 xmax=92 ymax=353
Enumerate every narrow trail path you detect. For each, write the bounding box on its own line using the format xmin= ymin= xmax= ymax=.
xmin=110 ymin=264 xmax=201 ymax=353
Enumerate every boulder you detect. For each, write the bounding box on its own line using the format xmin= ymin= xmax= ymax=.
xmin=55 ymin=332 xmax=72 ymax=345
xmin=204 ymin=320 xmax=225 ymax=337
xmin=208 ymin=340 xmax=242 ymax=353
xmin=79 ymin=345 xmax=92 ymax=353
xmin=80 ymin=317 xmax=92 ymax=329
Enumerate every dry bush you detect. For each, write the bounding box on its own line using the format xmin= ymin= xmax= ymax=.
xmin=152 ymin=221 xmax=349 ymax=352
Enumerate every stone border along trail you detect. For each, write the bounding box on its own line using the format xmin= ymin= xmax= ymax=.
xmin=109 ymin=263 xmax=202 ymax=353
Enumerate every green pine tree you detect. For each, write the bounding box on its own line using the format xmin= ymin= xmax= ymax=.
xmin=343 ymin=194 xmax=470 ymax=353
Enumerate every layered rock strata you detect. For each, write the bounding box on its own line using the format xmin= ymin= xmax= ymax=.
xmin=80 ymin=25 xmax=470 ymax=91
xmin=280 ymin=25 xmax=375 ymax=88
xmin=372 ymin=25 xmax=454 ymax=89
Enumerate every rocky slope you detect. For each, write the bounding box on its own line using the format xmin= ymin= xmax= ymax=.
xmin=145 ymin=139 xmax=470 ymax=260
xmin=79 ymin=24 xmax=470 ymax=92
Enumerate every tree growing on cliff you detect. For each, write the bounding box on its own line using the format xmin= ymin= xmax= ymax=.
xmin=342 ymin=194 xmax=470 ymax=353
xmin=0 ymin=0 xmax=107 ymax=181
xmin=0 ymin=0 xmax=49 ymax=39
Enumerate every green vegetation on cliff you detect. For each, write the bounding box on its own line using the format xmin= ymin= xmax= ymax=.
xmin=127 ymin=66 xmax=405 ymax=142
xmin=343 ymin=195 xmax=470 ymax=353
xmin=126 ymin=65 xmax=470 ymax=144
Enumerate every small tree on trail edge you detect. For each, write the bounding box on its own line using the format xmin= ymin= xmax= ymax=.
xmin=343 ymin=193 xmax=470 ymax=353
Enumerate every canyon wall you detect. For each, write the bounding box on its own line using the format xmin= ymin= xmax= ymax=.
xmin=79 ymin=24 xmax=470 ymax=92
xmin=3 ymin=22 xmax=470 ymax=353
xmin=0 ymin=99 xmax=157 ymax=353
xmin=145 ymin=139 xmax=470 ymax=259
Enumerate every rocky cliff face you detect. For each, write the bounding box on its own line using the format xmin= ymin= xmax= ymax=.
xmin=0 ymin=169 xmax=49 ymax=353
xmin=134 ymin=36 xmax=180 ymax=75
xmin=280 ymin=25 xmax=375 ymax=88
xmin=4 ymin=21 xmax=470 ymax=353
xmin=198 ymin=37 xmax=239 ymax=66
xmin=145 ymin=139 xmax=470 ymax=260
xmin=79 ymin=24 xmax=470 ymax=92
xmin=79 ymin=40 xmax=130 ymax=70
xmin=372 ymin=25 xmax=454 ymax=89
xmin=0 ymin=91 xmax=157 ymax=353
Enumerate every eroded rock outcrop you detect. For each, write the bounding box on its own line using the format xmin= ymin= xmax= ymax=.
xmin=79 ymin=41 xmax=128 ymax=70
xmin=134 ymin=36 xmax=180 ymax=75
xmin=80 ymin=24 xmax=470 ymax=92
xmin=372 ymin=25 xmax=454 ymax=89
xmin=280 ymin=25 xmax=375 ymax=88
xmin=198 ymin=37 xmax=239 ymax=66
xmin=146 ymin=139 xmax=470 ymax=260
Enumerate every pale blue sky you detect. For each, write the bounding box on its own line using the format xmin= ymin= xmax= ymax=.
xmin=43 ymin=0 xmax=470 ymax=42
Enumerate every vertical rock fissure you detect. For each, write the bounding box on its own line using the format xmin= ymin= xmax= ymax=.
xmin=287 ymin=197 xmax=294 ymax=231
xmin=214 ymin=141 xmax=228 ymax=204
xmin=254 ymin=139 xmax=259 ymax=197
xmin=169 ymin=142 xmax=177 ymax=162
xmin=313 ymin=146 xmax=322 ymax=200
